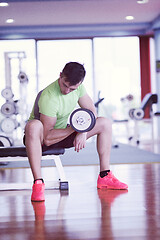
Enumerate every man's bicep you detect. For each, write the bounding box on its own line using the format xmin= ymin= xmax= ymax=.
xmin=78 ymin=94 xmax=97 ymax=116
xmin=40 ymin=113 xmax=57 ymax=131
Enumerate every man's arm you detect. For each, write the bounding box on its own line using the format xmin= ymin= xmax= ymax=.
xmin=78 ymin=93 xmax=97 ymax=118
xmin=40 ymin=113 xmax=74 ymax=146
xmin=72 ymin=93 xmax=97 ymax=152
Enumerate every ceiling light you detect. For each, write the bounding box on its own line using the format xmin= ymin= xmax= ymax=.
xmin=0 ymin=2 xmax=9 ymax=7
xmin=6 ymin=18 xmax=14 ymax=24
xmin=137 ymin=0 xmax=149 ymax=4
xmin=125 ymin=16 xmax=134 ymax=21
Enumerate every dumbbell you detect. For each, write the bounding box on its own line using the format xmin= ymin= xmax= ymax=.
xmin=70 ymin=108 xmax=96 ymax=132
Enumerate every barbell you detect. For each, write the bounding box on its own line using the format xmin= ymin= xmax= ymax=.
xmin=70 ymin=108 xmax=96 ymax=133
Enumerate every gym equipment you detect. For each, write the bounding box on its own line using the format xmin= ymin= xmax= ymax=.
xmin=0 ymin=51 xmax=29 ymax=146
xmin=1 ymin=87 xmax=14 ymax=100
xmin=112 ymin=94 xmax=134 ymax=148
xmin=70 ymin=108 xmax=96 ymax=132
xmin=121 ymin=94 xmax=134 ymax=102
xmin=0 ymin=146 xmax=68 ymax=191
xmin=113 ymin=93 xmax=159 ymax=146
xmin=128 ymin=108 xmax=135 ymax=119
xmin=0 ymin=118 xmax=18 ymax=133
xmin=129 ymin=108 xmax=145 ymax=120
xmin=129 ymin=93 xmax=158 ymax=121
xmin=128 ymin=93 xmax=159 ymax=144
xmin=95 ymin=91 xmax=104 ymax=109
xmin=0 ymin=135 xmax=12 ymax=147
xmin=1 ymin=101 xmax=16 ymax=116
xmin=94 ymin=91 xmax=105 ymax=115
xmin=18 ymin=71 xmax=28 ymax=83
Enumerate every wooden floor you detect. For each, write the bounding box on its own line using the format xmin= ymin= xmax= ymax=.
xmin=0 ymin=162 xmax=160 ymax=240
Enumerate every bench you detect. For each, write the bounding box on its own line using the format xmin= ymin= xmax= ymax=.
xmin=0 ymin=146 xmax=68 ymax=191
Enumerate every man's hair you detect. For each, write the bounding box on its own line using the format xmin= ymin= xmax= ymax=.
xmin=61 ymin=62 xmax=86 ymax=85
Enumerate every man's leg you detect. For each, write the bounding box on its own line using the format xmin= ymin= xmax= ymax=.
xmin=25 ymin=120 xmax=45 ymax=201
xmin=87 ymin=117 xmax=128 ymax=190
xmin=25 ymin=119 xmax=44 ymax=180
xmin=87 ymin=117 xmax=112 ymax=171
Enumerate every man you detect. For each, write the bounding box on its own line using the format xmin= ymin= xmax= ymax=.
xmin=24 ymin=62 xmax=128 ymax=202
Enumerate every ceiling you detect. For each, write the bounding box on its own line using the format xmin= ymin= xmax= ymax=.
xmin=0 ymin=0 xmax=160 ymax=39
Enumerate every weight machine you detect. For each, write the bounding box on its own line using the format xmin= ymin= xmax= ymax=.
xmin=0 ymin=51 xmax=29 ymax=146
xmin=112 ymin=93 xmax=160 ymax=146
xmin=128 ymin=93 xmax=159 ymax=145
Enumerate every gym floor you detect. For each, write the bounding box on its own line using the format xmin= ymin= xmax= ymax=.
xmin=0 ymin=138 xmax=160 ymax=239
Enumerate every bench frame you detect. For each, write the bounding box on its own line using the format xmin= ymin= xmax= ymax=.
xmin=0 ymin=147 xmax=68 ymax=191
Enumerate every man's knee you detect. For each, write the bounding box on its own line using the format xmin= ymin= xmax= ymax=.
xmin=97 ymin=117 xmax=112 ymax=133
xmin=97 ymin=117 xmax=112 ymax=126
xmin=25 ymin=120 xmax=43 ymax=137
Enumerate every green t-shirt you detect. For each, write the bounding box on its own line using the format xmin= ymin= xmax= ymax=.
xmin=29 ymin=79 xmax=86 ymax=129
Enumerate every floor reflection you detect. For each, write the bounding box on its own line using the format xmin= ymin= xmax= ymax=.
xmin=97 ymin=189 xmax=128 ymax=239
xmin=0 ymin=164 xmax=160 ymax=240
xmin=144 ymin=164 xmax=160 ymax=240
xmin=31 ymin=191 xmax=77 ymax=240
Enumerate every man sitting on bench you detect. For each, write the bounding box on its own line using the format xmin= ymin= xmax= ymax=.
xmin=24 ymin=62 xmax=128 ymax=202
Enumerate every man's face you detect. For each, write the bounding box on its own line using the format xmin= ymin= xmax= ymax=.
xmin=58 ymin=74 xmax=82 ymax=95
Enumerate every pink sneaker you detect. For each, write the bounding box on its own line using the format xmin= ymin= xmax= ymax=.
xmin=31 ymin=180 xmax=45 ymax=202
xmin=97 ymin=171 xmax=128 ymax=190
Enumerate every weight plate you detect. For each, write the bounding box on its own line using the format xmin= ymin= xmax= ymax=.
xmin=1 ymin=88 xmax=13 ymax=100
xmin=18 ymin=72 xmax=28 ymax=83
xmin=133 ymin=108 xmax=144 ymax=120
xmin=1 ymin=102 xmax=16 ymax=116
xmin=70 ymin=108 xmax=96 ymax=132
xmin=129 ymin=108 xmax=135 ymax=119
xmin=0 ymin=118 xmax=16 ymax=133
xmin=0 ymin=135 xmax=12 ymax=147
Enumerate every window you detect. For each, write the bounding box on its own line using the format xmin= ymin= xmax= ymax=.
xmin=93 ymin=37 xmax=141 ymax=119
xmin=37 ymin=39 xmax=93 ymax=98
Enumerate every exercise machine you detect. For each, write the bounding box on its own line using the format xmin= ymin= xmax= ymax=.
xmin=128 ymin=93 xmax=159 ymax=144
xmin=0 ymin=51 xmax=29 ymax=146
